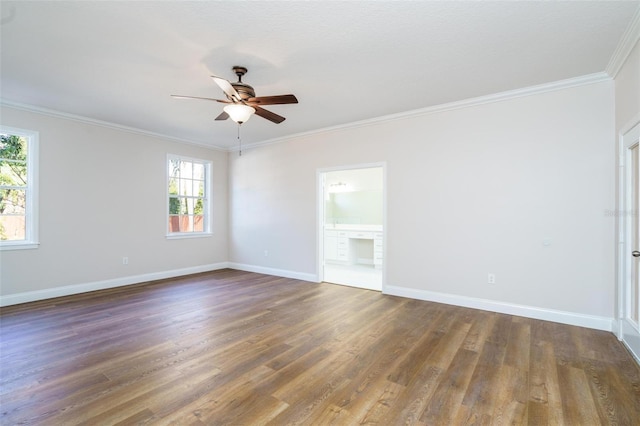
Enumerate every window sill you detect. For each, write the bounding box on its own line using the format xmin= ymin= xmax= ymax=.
xmin=166 ymin=232 xmax=212 ymax=240
xmin=0 ymin=242 xmax=40 ymax=251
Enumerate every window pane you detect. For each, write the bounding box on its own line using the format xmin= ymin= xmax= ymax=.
xmin=180 ymin=161 xmax=193 ymax=179
xmin=0 ymin=159 xmax=27 ymax=186
xmin=185 ymin=197 xmax=195 ymax=214
xmin=194 ymin=180 xmax=204 ymax=197
xmin=0 ymin=188 xmax=26 ymax=214
xmin=176 ymin=198 xmax=186 ymax=215
xmin=169 ymin=196 xmax=180 ymax=214
xmin=174 ymin=197 xmax=197 ymax=215
xmin=168 ymin=215 xmax=179 ymax=232
xmin=179 ymin=179 xmax=192 ymax=196
xmin=0 ymin=134 xmax=28 ymax=160
xmin=168 ymin=178 xmax=179 ymax=195
xmin=193 ymin=163 xmax=204 ymax=180
xmin=167 ymin=215 xmax=205 ymax=233
xmin=0 ymin=214 xmax=26 ymax=240
xmin=169 ymin=159 xmax=180 ymax=178
xmin=194 ymin=215 xmax=204 ymax=232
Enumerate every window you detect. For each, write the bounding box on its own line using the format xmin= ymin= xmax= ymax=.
xmin=167 ymin=155 xmax=211 ymax=237
xmin=0 ymin=126 xmax=39 ymax=250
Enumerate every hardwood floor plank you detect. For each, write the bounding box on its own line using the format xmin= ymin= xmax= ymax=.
xmin=557 ymin=363 xmax=603 ymax=425
xmin=462 ymin=311 xmax=497 ymax=353
xmin=586 ymin=359 xmax=640 ymax=425
xmin=386 ymin=326 xmax=445 ymax=387
xmin=504 ymin=320 xmax=531 ymax=372
xmin=111 ymin=408 xmax=155 ymax=426
xmin=358 ymin=380 xmax=406 ymax=424
xmin=526 ymin=400 xmax=548 ymax=426
xmin=378 ymin=364 xmax=443 ymax=424
xmin=420 ymin=348 xmax=479 ymax=424
xmin=490 ymin=364 xmax=528 ymax=424
xmin=1 ymin=269 xmax=639 ymax=424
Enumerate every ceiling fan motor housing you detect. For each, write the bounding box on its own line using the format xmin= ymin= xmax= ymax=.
xmin=231 ymin=82 xmax=255 ymax=100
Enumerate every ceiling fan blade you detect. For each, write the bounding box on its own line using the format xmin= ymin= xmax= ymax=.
xmin=254 ymin=106 xmax=286 ymax=124
xmin=215 ymin=111 xmax=229 ymax=121
xmin=171 ymin=95 xmax=230 ymax=103
xmin=211 ymin=75 xmax=242 ymax=101
xmin=246 ymin=94 xmax=298 ymax=105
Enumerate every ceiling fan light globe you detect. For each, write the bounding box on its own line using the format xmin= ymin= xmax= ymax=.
xmin=224 ymin=104 xmax=255 ymax=124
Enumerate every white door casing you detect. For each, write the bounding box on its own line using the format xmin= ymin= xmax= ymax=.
xmin=317 ymin=163 xmax=386 ymax=291
xmin=619 ymin=120 xmax=640 ymax=363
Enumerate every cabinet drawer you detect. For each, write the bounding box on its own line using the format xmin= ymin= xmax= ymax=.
xmin=374 ymin=232 xmax=383 ymax=239
xmin=337 ymin=231 xmax=349 ymax=238
xmin=337 ymin=240 xmax=348 ymax=248
xmin=374 ymin=240 xmax=383 ymax=249
xmin=325 ymin=230 xmax=337 ymax=237
xmin=337 ymin=250 xmax=349 ymax=260
xmin=349 ymin=231 xmax=374 ymax=239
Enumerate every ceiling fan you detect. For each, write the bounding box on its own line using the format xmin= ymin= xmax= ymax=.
xmin=171 ymin=66 xmax=298 ymax=124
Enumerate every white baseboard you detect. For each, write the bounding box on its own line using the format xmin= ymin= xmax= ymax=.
xmin=2 ymin=265 xmax=615 ymax=335
xmin=0 ymin=262 xmax=230 ymax=307
xmin=383 ymin=285 xmax=614 ymax=332
xmin=621 ymin=337 xmax=640 ymax=365
xmin=619 ymin=318 xmax=640 ymax=364
xmin=227 ymin=262 xmax=318 ymax=283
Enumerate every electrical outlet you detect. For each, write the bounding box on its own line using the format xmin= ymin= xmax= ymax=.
xmin=487 ymin=273 xmax=495 ymax=284
xmin=122 ymin=257 xmax=129 ymax=265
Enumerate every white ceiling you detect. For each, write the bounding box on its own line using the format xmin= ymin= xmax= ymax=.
xmin=1 ymin=1 xmax=638 ymax=150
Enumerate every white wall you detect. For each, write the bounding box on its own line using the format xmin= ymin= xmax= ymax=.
xmin=0 ymin=106 xmax=229 ymax=303
xmin=229 ymin=80 xmax=616 ymax=322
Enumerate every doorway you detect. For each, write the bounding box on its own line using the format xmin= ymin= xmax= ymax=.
xmin=318 ymin=164 xmax=385 ymax=291
xmin=619 ymin=121 xmax=640 ymax=361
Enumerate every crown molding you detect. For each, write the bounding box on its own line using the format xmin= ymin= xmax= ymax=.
xmin=0 ymin=99 xmax=227 ymax=152
xmin=240 ymin=72 xmax=612 ymax=152
xmin=606 ymin=6 xmax=640 ymax=78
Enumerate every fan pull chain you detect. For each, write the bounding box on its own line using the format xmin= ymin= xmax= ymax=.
xmin=237 ymin=123 xmax=242 ymax=156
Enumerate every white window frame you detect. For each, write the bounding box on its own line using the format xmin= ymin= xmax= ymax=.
xmin=0 ymin=125 xmax=39 ymax=251
xmin=166 ymin=154 xmax=212 ymax=239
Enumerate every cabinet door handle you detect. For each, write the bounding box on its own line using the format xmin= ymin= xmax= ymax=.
xmin=633 ymin=250 xmax=640 ymax=258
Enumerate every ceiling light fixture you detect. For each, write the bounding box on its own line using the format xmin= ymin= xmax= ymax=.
xmin=223 ymin=104 xmax=255 ymax=157
xmin=223 ymin=104 xmax=255 ymax=124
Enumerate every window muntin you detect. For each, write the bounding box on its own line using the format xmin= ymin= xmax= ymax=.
xmin=167 ymin=155 xmax=211 ymax=236
xmin=0 ymin=126 xmax=38 ymax=250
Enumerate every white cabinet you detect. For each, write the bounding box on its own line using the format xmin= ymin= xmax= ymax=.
xmin=336 ymin=231 xmax=349 ymax=261
xmin=324 ymin=226 xmax=382 ymax=267
xmin=324 ymin=230 xmax=338 ymax=260
xmin=374 ymin=232 xmax=383 ymax=268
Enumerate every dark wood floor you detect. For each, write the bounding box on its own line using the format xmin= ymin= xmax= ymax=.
xmin=1 ymin=270 xmax=639 ymax=425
